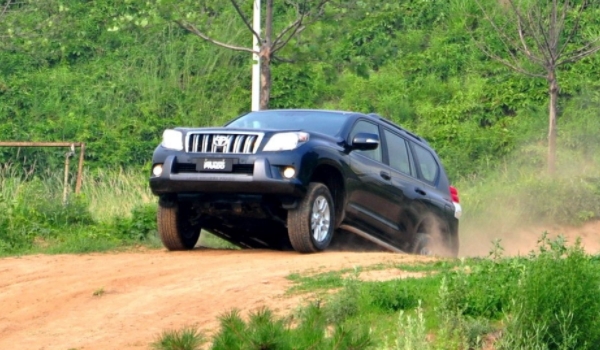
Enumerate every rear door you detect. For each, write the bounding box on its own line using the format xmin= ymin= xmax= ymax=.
xmin=408 ymin=142 xmax=454 ymax=225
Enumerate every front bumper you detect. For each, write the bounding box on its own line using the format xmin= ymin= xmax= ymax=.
xmin=149 ymin=155 xmax=307 ymax=197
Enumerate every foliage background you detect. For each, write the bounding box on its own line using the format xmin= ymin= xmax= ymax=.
xmin=1 ymin=0 xmax=599 ymax=178
xmin=1 ymin=0 xmax=600 ymax=253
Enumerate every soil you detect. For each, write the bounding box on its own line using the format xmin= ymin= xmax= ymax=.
xmin=1 ymin=221 xmax=599 ymax=350
xmin=0 ymin=249 xmax=429 ymax=350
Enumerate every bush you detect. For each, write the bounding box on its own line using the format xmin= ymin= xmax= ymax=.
xmin=152 ymin=326 xmax=205 ymax=350
xmin=110 ymin=203 xmax=157 ymax=241
xmin=0 ymin=177 xmax=96 ymax=253
xmin=499 ymin=235 xmax=600 ymax=350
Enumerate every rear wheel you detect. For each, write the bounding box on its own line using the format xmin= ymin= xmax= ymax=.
xmin=157 ymin=200 xmax=201 ymax=250
xmin=287 ymin=183 xmax=335 ymax=253
xmin=412 ymin=231 xmax=458 ymax=258
xmin=412 ymin=233 xmax=433 ymax=256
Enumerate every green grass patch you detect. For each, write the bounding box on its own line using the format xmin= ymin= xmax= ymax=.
xmin=198 ymin=232 xmax=240 ymax=250
xmin=0 ymin=166 xmax=160 ymax=256
xmin=151 ymin=326 xmax=206 ymax=350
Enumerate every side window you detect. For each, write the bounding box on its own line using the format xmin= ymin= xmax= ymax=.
xmin=383 ymin=130 xmax=411 ymax=175
xmin=349 ymin=120 xmax=382 ymax=162
xmin=412 ymin=144 xmax=439 ymax=183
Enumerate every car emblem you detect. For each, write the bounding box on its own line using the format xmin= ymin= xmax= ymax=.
xmin=213 ymin=135 xmax=228 ymax=147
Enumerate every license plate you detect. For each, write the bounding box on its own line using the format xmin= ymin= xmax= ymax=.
xmin=197 ymin=158 xmax=233 ymax=172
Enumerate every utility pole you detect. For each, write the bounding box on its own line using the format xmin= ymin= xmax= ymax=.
xmin=251 ymin=0 xmax=261 ymax=111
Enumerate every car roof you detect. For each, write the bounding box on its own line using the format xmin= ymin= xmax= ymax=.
xmin=250 ymin=109 xmax=430 ymax=147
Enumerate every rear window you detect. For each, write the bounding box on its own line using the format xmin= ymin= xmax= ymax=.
xmin=412 ymin=144 xmax=439 ymax=184
xmin=226 ymin=111 xmax=349 ymax=137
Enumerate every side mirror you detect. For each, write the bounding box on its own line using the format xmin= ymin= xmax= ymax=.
xmin=351 ymin=132 xmax=379 ymax=150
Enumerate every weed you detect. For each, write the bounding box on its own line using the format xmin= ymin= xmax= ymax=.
xmin=210 ymin=306 xmax=372 ymax=350
xmin=498 ymin=235 xmax=600 ymax=349
xmin=198 ymin=232 xmax=239 ymax=250
xmin=384 ymin=301 xmax=431 ymax=350
xmin=151 ymin=326 xmax=205 ymax=350
xmin=93 ymin=287 xmax=105 ymax=297
xmin=286 ymin=270 xmax=345 ymax=294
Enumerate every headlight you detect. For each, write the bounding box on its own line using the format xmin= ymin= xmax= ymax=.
xmin=161 ymin=129 xmax=184 ymax=151
xmin=263 ymin=132 xmax=309 ymax=151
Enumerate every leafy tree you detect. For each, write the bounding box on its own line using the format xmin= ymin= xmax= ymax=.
xmin=151 ymin=0 xmax=334 ymax=110
xmin=0 ymin=0 xmax=63 ymax=55
xmin=470 ymin=0 xmax=600 ymax=173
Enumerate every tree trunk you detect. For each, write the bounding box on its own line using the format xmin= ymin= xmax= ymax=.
xmin=547 ymin=71 xmax=558 ymax=174
xmin=259 ymin=46 xmax=271 ymax=110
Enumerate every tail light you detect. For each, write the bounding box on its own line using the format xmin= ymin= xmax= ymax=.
xmin=449 ymin=186 xmax=459 ymax=203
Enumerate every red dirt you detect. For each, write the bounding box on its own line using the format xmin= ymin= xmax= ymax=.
xmin=0 ymin=249 xmax=428 ymax=350
xmin=2 ymin=221 xmax=599 ymax=349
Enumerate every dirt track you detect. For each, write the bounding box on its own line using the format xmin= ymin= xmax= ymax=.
xmin=2 ymin=221 xmax=600 ymax=350
xmin=0 ymin=249 xmax=428 ymax=350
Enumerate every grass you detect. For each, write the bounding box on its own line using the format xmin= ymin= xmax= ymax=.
xmin=0 ymin=164 xmax=243 ymax=256
xmin=152 ymin=326 xmax=206 ymax=350
xmin=0 ymin=165 xmax=159 ymax=255
xmin=150 ymin=236 xmax=600 ymax=349
xmin=457 ymin=144 xmax=600 ymax=245
xmin=81 ymin=167 xmax=154 ymax=223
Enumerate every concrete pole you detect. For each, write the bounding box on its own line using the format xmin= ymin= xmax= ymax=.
xmin=251 ymin=0 xmax=261 ymax=111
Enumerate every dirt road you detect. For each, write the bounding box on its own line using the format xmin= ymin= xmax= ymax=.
xmin=0 ymin=249 xmax=425 ymax=350
xmin=2 ymin=220 xmax=599 ymax=350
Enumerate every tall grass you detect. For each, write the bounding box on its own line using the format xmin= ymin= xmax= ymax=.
xmin=0 ymin=164 xmax=158 ymax=255
xmin=81 ymin=167 xmax=154 ymax=222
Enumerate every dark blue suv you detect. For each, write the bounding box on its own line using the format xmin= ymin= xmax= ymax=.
xmin=150 ymin=109 xmax=461 ymax=256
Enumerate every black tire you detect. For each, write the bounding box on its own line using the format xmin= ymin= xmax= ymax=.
xmin=287 ymin=182 xmax=335 ymax=253
xmin=157 ymin=201 xmax=201 ymax=250
xmin=412 ymin=231 xmax=458 ymax=258
xmin=412 ymin=233 xmax=433 ymax=256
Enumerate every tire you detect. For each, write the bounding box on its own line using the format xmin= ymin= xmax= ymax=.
xmin=412 ymin=233 xmax=433 ymax=256
xmin=287 ymin=182 xmax=335 ymax=253
xmin=412 ymin=231 xmax=458 ymax=258
xmin=157 ymin=201 xmax=201 ymax=250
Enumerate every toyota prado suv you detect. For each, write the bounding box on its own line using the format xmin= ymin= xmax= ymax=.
xmin=149 ymin=109 xmax=462 ymax=256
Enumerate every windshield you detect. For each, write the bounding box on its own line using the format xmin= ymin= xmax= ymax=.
xmin=226 ymin=110 xmax=349 ymax=137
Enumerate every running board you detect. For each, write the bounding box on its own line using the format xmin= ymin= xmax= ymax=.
xmin=339 ymin=225 xmax=406 ymax=254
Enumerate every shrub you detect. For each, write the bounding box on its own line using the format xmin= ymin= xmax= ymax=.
xmin=110 ymin=203 xmax=157 ymax=241
xmin=499 ymin=235 xmax=600 ymax=350
xmin=151 ymin=326 xmax=205 ymax=350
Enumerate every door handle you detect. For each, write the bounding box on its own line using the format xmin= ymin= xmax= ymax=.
xmin=380 ymin=171 xmax=391 ymax=180
xmin=415 ymin=187 xmax=426 ymax=196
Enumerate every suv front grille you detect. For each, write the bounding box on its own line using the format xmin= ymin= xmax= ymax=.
xmin=186 ymin=133 xmax=263 ymax=154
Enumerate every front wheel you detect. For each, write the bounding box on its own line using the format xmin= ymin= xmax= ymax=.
xmin=287 ymin=183 xmax=335 ymax=253
xmin=157 ymin=200 xmax=201 ymax=250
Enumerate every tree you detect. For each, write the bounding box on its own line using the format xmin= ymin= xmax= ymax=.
xmin=471 ymin=0 xmax=600 ymax=173
xmin=0 ymin=0 xmax=63 ymax=51
xmin=154 ymin=0 xmax=333 ymax=110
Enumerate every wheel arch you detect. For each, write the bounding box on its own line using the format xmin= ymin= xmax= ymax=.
xmin=309 ymin=163 xmax=345 ymax=227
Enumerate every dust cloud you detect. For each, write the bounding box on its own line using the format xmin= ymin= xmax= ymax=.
xmin=458 ymin=151 xmax=600 ymax=257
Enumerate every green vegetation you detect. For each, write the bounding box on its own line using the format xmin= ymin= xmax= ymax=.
xmin=152 ymin=326 xmax=206 ymax=350
xmin=1 ymin=1 xmax=600 ymax=348
xmin=0 ymin=0 xmax=599 ymax=254
xmin=153 ymin=237 xmax=600 ymax=349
